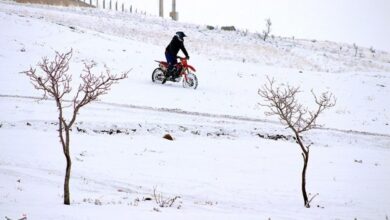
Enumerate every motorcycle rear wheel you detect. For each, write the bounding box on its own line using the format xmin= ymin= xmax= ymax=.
xmin=152 ymin=68 xmax=165 ymax=83
xmin=183 ymin=72 xmax=198 ymax=89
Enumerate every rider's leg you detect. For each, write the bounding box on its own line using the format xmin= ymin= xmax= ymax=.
xmin=165 ymin=52 xmax=177 ymax=78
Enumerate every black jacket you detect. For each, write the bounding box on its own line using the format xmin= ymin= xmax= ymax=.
xmin=165 ymin=35 xmax=189 ymax=57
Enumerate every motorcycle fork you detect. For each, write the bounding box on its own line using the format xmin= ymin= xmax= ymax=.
xmin=181 ymin=68 xmax=188 ymax=81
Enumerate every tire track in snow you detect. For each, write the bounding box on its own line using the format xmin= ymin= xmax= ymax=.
xmin=1 ymin=94 xmax=390 ymax=138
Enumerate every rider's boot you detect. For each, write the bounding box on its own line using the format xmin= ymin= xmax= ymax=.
xmin=162 ymin=66 xmax=174 ymax=84
xmin=162 ymin=68 xmax=171 ymax=84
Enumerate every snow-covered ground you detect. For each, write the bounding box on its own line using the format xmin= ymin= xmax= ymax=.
xmin=0 ymin=1 xmax=389 ymax=219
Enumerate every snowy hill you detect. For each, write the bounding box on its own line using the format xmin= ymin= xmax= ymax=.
xmin=0 ymin=1 xmax=389 ymax=219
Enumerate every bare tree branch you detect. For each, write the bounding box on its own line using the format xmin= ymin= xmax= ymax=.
xmin=153 ymin=186 xmax=181 ymax=208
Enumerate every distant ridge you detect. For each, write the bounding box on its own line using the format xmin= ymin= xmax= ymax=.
xmin=15 ymin=0 xmax=92 ymax=7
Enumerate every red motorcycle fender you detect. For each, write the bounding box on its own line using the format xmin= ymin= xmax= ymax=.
xmin=187 ymin=65 xmax=196 ymax=72
xmin=155 ymin=60 xmax=168 ymax=68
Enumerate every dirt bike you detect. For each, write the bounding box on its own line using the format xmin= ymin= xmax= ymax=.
xmin=152 ymin=56 xmax=198 ymax=89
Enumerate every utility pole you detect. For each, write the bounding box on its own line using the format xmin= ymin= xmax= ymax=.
xmin=159 ymin=0 xmax=164 ymax=17
xmin=170 ymin=0 xmax=178 ymax=21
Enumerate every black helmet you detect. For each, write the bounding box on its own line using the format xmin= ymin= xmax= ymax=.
xmin=176 ymin=31 xmax=187 ymax=41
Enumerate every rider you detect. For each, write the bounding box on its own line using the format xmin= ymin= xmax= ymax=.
xmin=163 ymin=31 xmax=190 ymax=83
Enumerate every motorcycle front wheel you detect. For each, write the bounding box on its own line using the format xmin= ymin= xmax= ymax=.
xmin=183 ymin=72 xmax=198 ymax=89
xmin=152 ymin=68 xmax=165 ymax=83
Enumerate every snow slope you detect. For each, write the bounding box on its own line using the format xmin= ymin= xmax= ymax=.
xmin=0 ymin=1 xmax=389 ymax=219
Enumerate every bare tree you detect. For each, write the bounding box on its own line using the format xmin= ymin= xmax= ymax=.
xmin=262 ymin=18 xmax=272 ymax=41
xmin=353 ymin=43 xmax=359 ymax=57
xmin=22 ymin=49 xmax=129 ymax=205
xmin=258 ymin=77 xmax=336 ymax=208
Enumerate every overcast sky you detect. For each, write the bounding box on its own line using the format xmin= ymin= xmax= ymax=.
xmin=118 ymin=0 xmax=390 ymax=52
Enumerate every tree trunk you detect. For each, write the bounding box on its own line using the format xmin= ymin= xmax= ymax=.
xmin=301 ymin=151 xmax=310 ymax=208
xmin=64 ymin=152 xmax=72 ymax=205
xmin=62 ymin=127 xmax=72 ymax=205
xmin=295 ymin=131 xmax=311 ymax=208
